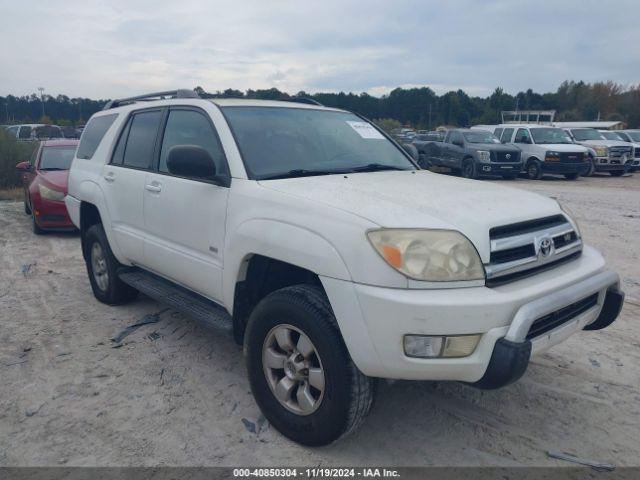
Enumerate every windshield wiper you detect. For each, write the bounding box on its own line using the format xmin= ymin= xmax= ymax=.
xmin=259 ymin=169 xmax=345 ymax=180
xmin=349 ymin=163 xmax=409 ymax=173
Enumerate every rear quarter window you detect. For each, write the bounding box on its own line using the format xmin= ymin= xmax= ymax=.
xmin=77 ymin=114 xmax=118 ymax=159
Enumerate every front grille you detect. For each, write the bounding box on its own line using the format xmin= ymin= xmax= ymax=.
xmin=486 ymin=214 xmax=582 ymax=285
xmin=526 ymin=293 xmax=598 ymax=340
xmin=490 ymin=215 xmax=567 ymax=239
xmin=493 ymin=151 xmax=521 ymax=163
xmin=609 ymin=146 xmax=632 ymax=159
xmin=559 ymin=152 xmax=584 ymax=163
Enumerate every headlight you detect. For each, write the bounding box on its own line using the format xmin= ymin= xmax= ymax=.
xmin=558 ymin=202 xmax=582 ymax=238
xmin=38 ymin=184 xmax=65 ymax=201
xmin=367 ymin=229 xmax=485 ymax=281
xmin=545 ymin=151 xmax=561 ymax=161
xmin=594 ymin=146 xmax=607 ymax=157
xmin=477 ymin=150 xmax=491 ymax=163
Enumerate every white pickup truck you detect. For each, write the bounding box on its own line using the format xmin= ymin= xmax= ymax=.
xmin=66 ymin=90 xmax=624 ymax=446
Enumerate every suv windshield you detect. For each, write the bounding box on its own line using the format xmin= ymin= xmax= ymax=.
xmin=571 ymin=129 xmax=604 ymax=141
xmin=463 ymin=131 xmax=500 ymax=144
xmin=222 ymin=107 xmax=415 ymax=179
xmin=530 ymin=128 xmax=573 ymax=144
xmin=39 ymin=145 xmax=76 ymax=170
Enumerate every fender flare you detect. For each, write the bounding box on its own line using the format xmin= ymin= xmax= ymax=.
xmin=222 ymin=219 xmax=352 ymax=310
xmin=77 ymin=180 xmax=128 ymax=265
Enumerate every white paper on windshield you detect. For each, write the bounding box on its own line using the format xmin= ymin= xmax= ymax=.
xmin=346 ymin=121 xmax=385 ymax=139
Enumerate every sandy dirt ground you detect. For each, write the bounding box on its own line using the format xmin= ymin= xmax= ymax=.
xmin=0 ymin=173 xmax=639 ymax=467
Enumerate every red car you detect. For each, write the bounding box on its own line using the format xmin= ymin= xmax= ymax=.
xmin=15 ymin=139 xmax=79 ymax=234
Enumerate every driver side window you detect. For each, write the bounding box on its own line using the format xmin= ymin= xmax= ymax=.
xmin=159 ymin=109 xmax=228 ymax=178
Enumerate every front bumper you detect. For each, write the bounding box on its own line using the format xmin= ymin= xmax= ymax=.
xmin=594 ymin=157 xmax=627 ymax=171
xmin=33 ymin=197 xmax=75 ymax=230
xmin=541 ymin=162 xmax=588 ymax=174
xmin=321 ymin=246 xmax=621 ymax=384
xmin=479 ymin=163 xmax=523 ymax=175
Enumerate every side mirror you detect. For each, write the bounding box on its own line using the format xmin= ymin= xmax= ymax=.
xmin=167 ymin=145 xmax=217 ymax=181
xmin=15 ymin=161 xmax=31 ymax=172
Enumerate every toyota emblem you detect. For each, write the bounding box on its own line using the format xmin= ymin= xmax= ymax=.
xmin=539 ymin=237 xmax=553 ymax=257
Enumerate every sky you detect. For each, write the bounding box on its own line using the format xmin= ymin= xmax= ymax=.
xmin=1 ymin=0 xmax=639 ymax=99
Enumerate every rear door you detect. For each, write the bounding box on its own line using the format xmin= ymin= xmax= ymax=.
xmin=101 ymin=109 xmax=163 ymax=264
xmin=142 ymin=106 xmax=230 ymax=302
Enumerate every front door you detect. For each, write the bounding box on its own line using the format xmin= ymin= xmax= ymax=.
xmin=142 ymin=107 xmax=230 ymax=302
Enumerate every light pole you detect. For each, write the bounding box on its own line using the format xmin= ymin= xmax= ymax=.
xmin=38 ymin=87 xmax=45 ymax=118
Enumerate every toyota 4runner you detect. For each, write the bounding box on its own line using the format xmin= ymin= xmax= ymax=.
xmin=66 ymin=90 xmax=624 ymax=446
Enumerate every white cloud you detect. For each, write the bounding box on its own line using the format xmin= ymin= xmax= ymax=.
xmin=0 ymin=0 xmax=639 ymax=98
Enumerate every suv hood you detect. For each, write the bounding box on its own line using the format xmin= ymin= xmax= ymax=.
xmin=259 ymin=170 xmax=561 ymax=261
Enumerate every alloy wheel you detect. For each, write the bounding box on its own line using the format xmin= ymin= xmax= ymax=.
xmin=262 ymin=324 xmax=325 ymax=415
xmin=91 ymin=242 xmax=109 ymax=292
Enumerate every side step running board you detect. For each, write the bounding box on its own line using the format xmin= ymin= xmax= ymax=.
xmin=118 ymin=268 xmax=232 ymax=334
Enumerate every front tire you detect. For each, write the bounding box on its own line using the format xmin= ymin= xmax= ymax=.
xmin=84 ymin=224 xmax=138 ymax=305
xmin=461 ymin=158 xmax=477 ymax=179
xmin=582 ymin=156 xmax=595 ymax=177
xmin=526 ymin=159 xmax=543 ymax=180
xmin=245 ymin=285 xmax=375 ymax=446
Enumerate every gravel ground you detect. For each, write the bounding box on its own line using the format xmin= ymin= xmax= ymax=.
xmin=0 ymin=172 xmax=639 ymax=467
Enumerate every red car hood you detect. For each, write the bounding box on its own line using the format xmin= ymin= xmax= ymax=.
xmin=38 ymin=170 xmax=69 ymax=193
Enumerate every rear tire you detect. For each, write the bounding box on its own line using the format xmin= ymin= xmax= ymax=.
xmin=564 ymin=172 xmax=579 ymax=180
xmin=245 ymin=284 xmax=375 ymax=446
xmin=610 ymin=170 xmax=625 ymax=177
xmin=84 ymin=224 xmax=138 ymax=305
xmin=526 ymin=159 xmax=543 ymax=180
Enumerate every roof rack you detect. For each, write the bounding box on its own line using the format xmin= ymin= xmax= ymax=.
xmin=103 ymin=89 xmax=200 ymax=110
xmin=287 ymin=97 xmax=323 ymax=106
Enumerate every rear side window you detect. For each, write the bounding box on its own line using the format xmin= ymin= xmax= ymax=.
xmin=494 ymin=127 xmax=503 ymax=138
xmin=18 ymin=126 xmax=32 ymax=139
xmin=122 ymin=110 xmax=163 ymax=169
xmin=77 ymin=114 xmax=118 ymax=159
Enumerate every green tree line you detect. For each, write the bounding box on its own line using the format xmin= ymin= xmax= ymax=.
xmin=2 ymin=81 xmax=640 ymax=130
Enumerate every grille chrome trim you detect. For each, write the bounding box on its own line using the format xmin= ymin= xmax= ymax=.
xmin=486 ymin=214 xmax=582 ymax=283
xmin=486 ymin=242 xmax=582 ymax=279
xmin=490 ymin=224 xmax=575 ymax=252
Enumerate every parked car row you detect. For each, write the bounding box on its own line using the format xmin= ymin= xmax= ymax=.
xmin=1 ymin=123 xmax=83 ymax=140
xmin=410 ymin=124 xmax=639 ymax=181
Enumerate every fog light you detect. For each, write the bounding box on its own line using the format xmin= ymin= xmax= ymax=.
xmin=403 ymin=334 xmax=481 ymax=358
xmin=403 ymin=335 xmax=442 ymax=358
xmin=482 ymin=165 xmax=491 ymax=172
xmin=442 ymin=335 xmax=481 ymax=357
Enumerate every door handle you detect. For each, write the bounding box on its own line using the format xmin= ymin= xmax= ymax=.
xmin=104 ymin=173 xmax=115 ymax=182
xmin=145 ymin=184 xmax=162 ymax=193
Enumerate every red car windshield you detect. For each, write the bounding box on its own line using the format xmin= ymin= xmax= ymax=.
xmin=39 ymin=146 xmax=76 ymax=170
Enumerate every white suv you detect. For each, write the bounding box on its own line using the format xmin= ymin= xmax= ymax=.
xmin=66 ymin=90 xmax=624 ymax=446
